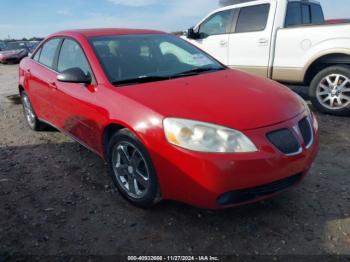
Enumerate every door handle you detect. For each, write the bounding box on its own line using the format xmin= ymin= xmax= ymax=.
xmin=258 ymin=38 xmax=269 ymax=45
xmin=219 ymin=40 xmax=228 ymax=46
xmin=49 ymin=81 xmax=57 ymax=89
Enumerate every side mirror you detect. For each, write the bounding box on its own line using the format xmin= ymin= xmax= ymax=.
xmin=187 ymin=28 xmax=199 ymax=39
xmin=57 ymin=67 xmax=92 ymax=84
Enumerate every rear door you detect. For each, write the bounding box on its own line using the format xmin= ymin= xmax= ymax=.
xmin=228 ymin=3 xmax=274 ymax=77
xmin=28 ymin=38 xmax=62 ymax=123
xmin=187 ymin=9 xmax=234 ymax=64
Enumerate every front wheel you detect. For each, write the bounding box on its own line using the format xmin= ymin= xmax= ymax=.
xmin=309 ymin=65 xmax=350 ymax=116
xmin=107 ymin=129 xmax=161 ymax=208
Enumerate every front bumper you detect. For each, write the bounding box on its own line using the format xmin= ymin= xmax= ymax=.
xmin=150 ymin=111 xmax=319 ymax=209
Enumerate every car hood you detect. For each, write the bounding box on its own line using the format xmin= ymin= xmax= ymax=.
xmin=118 ymin=69 xmax=305 ymax=131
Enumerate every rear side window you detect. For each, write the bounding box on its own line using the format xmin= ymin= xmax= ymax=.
xmin=302 ymin=4 xmax=311 ymax=24
xmin=285 ymin=2 xmax=302 ymax=27
xmin=236 ymin=4 xmax=270 ymax=33
xmin=39 ymin=38 xmax=61 ymax=68
xmin=285 ymin=2 xmax=324 ymax=27
xmin=198 ymin=10 xmax=233 ymax=37
xmin=57 ymin=39 xmax=92 ymax=76
xmin=310 ymin=3 xmax=324 ymax=24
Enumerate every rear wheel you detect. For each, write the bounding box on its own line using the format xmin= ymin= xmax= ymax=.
xmin=21 ymin=91 xmax=48 ymax=131
xmin=309 ymin=65 xmax=350 ymax=116
xmin=107 ymin=129 xmax=161 ymax=208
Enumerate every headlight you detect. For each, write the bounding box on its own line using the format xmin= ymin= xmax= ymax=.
xmin=295 ymin=93 xmax=311 ymax=116
xmin=163 ymin=118 xmax=257 ymax=153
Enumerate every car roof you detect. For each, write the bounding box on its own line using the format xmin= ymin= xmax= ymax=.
xmin=53 ymin=28 xmax=167 ymax=38
xmin=212 ymin=0 xmax=321 ymax=14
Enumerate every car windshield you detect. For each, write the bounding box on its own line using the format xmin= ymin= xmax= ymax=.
xmin=4 ymin=42 xmax=27 ymax=51
xmin=89 ymin=34 xmax=225 ymax=85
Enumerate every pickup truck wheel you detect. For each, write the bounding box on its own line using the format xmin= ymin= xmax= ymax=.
xmin=309 ymin=65 xmax=350 ymax=116
xmin=107 ymin=129 xmax=161 ymax=208
xmin=21 ymin=91 xmax=48 ymax=131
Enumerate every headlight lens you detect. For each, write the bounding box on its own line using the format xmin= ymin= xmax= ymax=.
xmin=295 ymin=93 xmax=311 ymax=116
xmin=163 ymin=118 xmax=257 ymax=153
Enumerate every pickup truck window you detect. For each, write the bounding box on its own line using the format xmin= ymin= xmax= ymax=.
xmin=236 ymin=4 xmax=270 ymax=33
xmin=310 ymin=3 xmax=324 ymax=24
xmin=285 ymin=2 xmax=302 ymax=27
xmin=198 ymin=10 xmax=233 ymax=37
xmin=285 ymin=2 xmax=324 ymax=27
xmin=302 ymin=4 xmax=311 ymax=24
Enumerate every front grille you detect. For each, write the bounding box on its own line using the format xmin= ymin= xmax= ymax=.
xmin=217 ymin=174 xmax=303 ymax=206
xmin=298 ymin=117 xmax=313 ymax=148
xmin=266 ymin=129 xmax=300 ymax=155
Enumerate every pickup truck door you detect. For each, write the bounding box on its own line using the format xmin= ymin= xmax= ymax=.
xmin=186 ymin=9 xmax=234 ymax=65
xmin=228 ymin=3 xmax=275 ymax=77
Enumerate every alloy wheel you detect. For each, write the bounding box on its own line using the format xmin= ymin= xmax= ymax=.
xmin=111 ymin=142 xmax=150 ymax=199
xmin=316 ymin=74 xmax=350 ymax=110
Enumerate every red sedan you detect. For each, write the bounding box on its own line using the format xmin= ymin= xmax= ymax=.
xmin=19 ymin=29 xmax=319 ymax=209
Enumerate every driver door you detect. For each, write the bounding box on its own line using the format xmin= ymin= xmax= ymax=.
xmin=187 ymin=9 xmax=234 ymax=65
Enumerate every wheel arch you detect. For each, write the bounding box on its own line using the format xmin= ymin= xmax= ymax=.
xmin=102 ymin=121 xmax=150 ymax=159
xmin=304 ymin=51 xmax=350 ymax=85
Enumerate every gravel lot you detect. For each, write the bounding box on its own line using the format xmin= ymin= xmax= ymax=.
xmin=0 ymin=64 xmax=349 ymax=257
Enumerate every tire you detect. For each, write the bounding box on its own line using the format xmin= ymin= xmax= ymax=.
xmin=309 ymin=65 xmax=350 ymax=116
xmin=107 ymin=129 xmax=161 ymax=208
xmin=21 ymin=91 xmax=48 ymax=131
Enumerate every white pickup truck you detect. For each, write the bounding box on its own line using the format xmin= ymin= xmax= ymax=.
xmin=184 ymin=0 xmax=350 ymax=116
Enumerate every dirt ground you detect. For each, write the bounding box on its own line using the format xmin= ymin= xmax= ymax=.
xmin=0 ymin=64 xmax=349 ymax=257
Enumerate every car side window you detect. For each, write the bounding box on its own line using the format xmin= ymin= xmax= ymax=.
xmin=38 ymin=38 xmax=61 ymax=68
xmin=302 ymin=4 xmax=311 ymax=24
xmin=286 ymin=2 xmax=324 ymax=27
xmin=198 ymin=10 xmax=233 ymax=37
xmin=33 ymin=48 xmax=42 ymax=61
xmin=310 ymin=3 xmax=324 ymax=24
xmin=285 ymin=2 xmax=302 ymax=27
xmin=235 ymin=4 xmax=270 ymax=33
xmin=57 ymin=39 xmax=92 ymax=76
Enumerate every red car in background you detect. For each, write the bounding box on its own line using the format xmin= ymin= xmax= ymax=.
xmin=0 ymin=41 xmax=30 ymax=64
xmin=325 ymin=19 xmax=350 ymax=24
xmin=18 ymin=29 xmax=319 ymax=209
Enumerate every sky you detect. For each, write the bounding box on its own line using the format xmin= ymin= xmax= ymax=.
xmin=0 ymin=0 xmax=349 ymax=39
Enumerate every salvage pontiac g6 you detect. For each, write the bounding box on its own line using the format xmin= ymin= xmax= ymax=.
xmin=19 ymin=29 xmax=319 ymax=209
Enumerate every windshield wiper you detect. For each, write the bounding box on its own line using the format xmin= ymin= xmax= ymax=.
xmin=112 ymin=75 xmax=170 ymax=86
xmin=171 ymin=67 xmax=225 ymax=78
xmin=112 ymin=67 xmax=225 ymax=86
